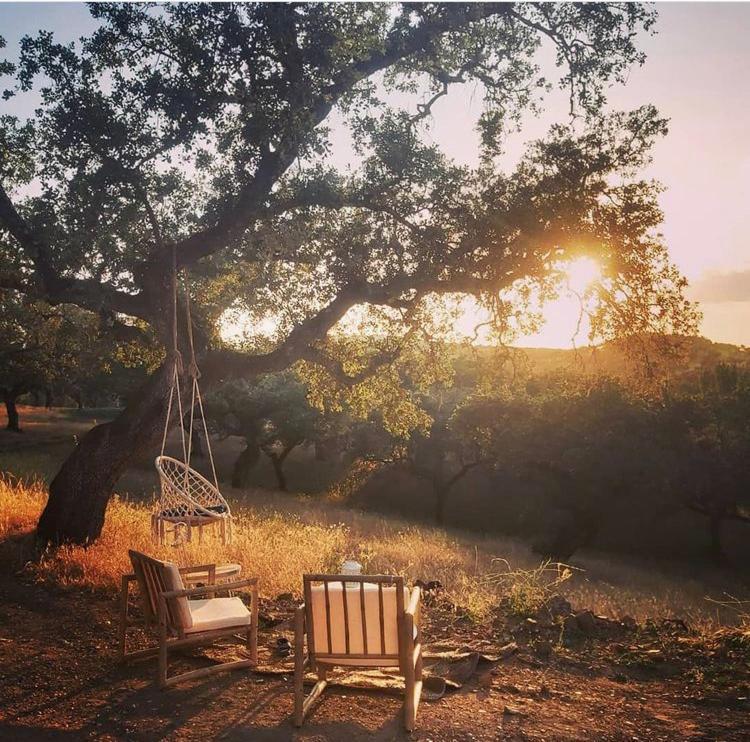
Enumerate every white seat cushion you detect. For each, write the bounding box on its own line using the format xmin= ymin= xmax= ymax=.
xmin=185 ymin=596 xmax=252 ymax=634
xmin=309 ymin=583 xmax=412 ymax=666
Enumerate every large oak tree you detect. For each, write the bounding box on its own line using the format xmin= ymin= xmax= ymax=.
xmin=0 ymin=3 xmax=695 ymax=543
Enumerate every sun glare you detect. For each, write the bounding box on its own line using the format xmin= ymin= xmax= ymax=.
xmin=564 ymin=257 xmax=602 ymax=294
xmin=220 ymin=258 xmax=604 ymax=351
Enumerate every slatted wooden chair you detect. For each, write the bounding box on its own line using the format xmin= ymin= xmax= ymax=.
xmin=293 ymin=574 xmax=423 ymax=731
xmin=120 ymin=550 xmax=258 ymax=688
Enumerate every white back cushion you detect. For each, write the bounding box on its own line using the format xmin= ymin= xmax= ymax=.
xmin=159 ymin=561 xmax=192 ymax=630
xmin=309 ymin=582 xmax=409 ymax=659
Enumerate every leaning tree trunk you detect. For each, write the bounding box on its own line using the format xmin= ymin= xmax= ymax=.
xmin=3 ymin=391 xmax=21 ymax=433
xmin=37 ymin=362 xmax=173 ymax=545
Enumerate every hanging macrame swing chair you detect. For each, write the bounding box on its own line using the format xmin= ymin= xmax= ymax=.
xmin=152 ymin=265 xmax=232 ymax=546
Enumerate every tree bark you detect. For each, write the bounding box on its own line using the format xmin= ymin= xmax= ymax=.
xmin=36 ymin=362 xmax=173 ymax=544
xmin=266 ymin=442 xmax=300 ymax=492
xmin=3 ymin=391 xmax=21 ymax=433
xmin=232 ymin=441 xmax=260 ymax=489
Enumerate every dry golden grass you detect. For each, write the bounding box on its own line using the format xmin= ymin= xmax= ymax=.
xmin=0 ymin=475 xmax=746 ymax=627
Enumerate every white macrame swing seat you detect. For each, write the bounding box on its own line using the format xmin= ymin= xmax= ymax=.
xmin=152 ymin=271 xmax=233 ymax=546
xmin=152 ymin=367 xmax=233 ymax=546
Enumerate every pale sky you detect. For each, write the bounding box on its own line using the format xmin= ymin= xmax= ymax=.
xmin=2 ymin=2 xmax=750 ymax=347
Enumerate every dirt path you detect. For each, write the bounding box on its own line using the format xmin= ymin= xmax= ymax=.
xmin=0 ymin=574 xmax=747 ymax=741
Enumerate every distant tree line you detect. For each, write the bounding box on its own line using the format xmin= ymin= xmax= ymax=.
xmin=202 ymin=353 xmax=750 ymax=566
xmin=0 ymin=291 xmax=157 ymax=431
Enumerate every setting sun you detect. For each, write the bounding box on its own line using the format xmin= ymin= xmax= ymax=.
xmin=563 ymin=257 xmax=602 ymax=294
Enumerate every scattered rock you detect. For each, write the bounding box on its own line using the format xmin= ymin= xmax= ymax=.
xmin=478 ymin=672 xmax=494 ymax=688
xmin=503 ymin=704 xmax=526 ymax=716
xmin=497 ymin=641 xmax=519 ymax=659
xmin=621 ymin=615 xmax=637 ymax=631
xmin=534 ymin=640 xmax=553 ymax=661
xmin=561 ymin=614 xmax=581 ymax=643
xmin=575 ymin=610 xmax=597 ymax=635
xmin=547 ymin=595 xmax=572 ymax=617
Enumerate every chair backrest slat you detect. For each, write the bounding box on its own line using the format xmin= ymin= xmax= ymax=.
xmin=340 ymin=579 xmax=350 ymax=655
xmin=323 ymin=580 xmax=333 ymax=654
xmin=303 ymin=574 xmax=406 ymax=664
xmin=303 ymin=576 xmax=316 ymax=664
xmin=359 ymin=581 xmax=367 ymax=655
xmin=378 ymin=582 xmax=386 ymax=655
xmin=128 ymin=550 xmax=191 ymax=632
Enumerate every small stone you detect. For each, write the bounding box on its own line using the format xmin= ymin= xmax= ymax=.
xmin=503 ymin=704 xmax=525 ymax=716
xmin=478 ymin=672 xmax=493 ymax=688
xmin=547 ymin=595 xmax=572 ymax=617
xmin=575 ymin=610 xmax=597 ymax=635
xmin=534 ymin=640 xmax=553 ymax=661
xmin=621 ymin=615 xmax=637 ymax=630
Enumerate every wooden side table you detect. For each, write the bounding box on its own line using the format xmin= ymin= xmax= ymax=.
xmin=182 ymin=563 xmax=242 ymax=586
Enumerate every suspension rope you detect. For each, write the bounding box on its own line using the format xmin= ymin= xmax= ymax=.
xmin=181 ymin=271 xmax=221 ymax=493
xmin=160 ymin=244 xmax=187 ymax=462
xmin=158 ymin=242 xmax=221 ymax=504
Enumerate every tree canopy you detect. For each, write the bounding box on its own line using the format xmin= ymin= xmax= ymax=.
xmin=0 ymin=2 xmax=698 ymax=544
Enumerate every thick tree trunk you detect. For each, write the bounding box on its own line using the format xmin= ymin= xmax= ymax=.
xmin=4 ymin=392 xmax=21 ymax=433
xmin=36 ymin=363 xmax=173 ymax=545
xmin=267 ymin=442 xmax=299 ymax=492
xmin=232 ymin=441 xmax=260 ymax=489
xmin=269 ymin=453 xmax=288 ymax=491
xmin=44 ymin=388 xmax=53 ymax=408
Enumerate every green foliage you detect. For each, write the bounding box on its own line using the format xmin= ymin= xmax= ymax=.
xmin=0 ymin=4 xmax=704 ymax=544
xmin=0 ymin=289 xmax=156 ymax=411
xmin=1 ymin=3 xmax=694 ymax=364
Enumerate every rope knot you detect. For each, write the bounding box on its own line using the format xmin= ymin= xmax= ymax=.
xmin=173 ymin=349 xmax=185 ymax=375
xmin=188 ymin=359 xmax=201 ymax=380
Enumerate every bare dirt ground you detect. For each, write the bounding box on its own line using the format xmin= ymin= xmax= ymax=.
xmin=1 ymin=572 xmax=748 ymax=742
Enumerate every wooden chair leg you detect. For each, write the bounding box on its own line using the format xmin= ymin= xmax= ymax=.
xmin=403 ymin=613 xmax=421 ymax=732
xmin=293 ymin=607 xmax=329 ymax=727
xmin=246 ymin=587 xmax=258 ymax=665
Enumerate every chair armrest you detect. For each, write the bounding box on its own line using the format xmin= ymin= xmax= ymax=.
xmin=161 ymin=577 xmax=258 ymax=600
xmin=405 ymin=586 xmax=421 ymax=618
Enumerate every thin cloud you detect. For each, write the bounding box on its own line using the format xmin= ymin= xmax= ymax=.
xmin=689 ymin=270 xmax=750 ymax=303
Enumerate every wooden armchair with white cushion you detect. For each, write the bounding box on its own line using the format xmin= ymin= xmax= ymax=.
xmin=293 ymin=574 xmax=423 ymax=731
xmin=120 ymin=550 xmax=258 ymax=688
